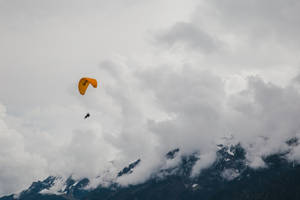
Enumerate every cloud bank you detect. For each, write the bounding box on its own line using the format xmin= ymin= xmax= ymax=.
xmin=2 ymin=63 xmax=300 ymax=195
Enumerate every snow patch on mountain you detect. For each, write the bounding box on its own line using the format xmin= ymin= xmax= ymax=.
xmin=39 ymin=177 xmax=66 ymax=195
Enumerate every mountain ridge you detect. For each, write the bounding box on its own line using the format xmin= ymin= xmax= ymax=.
xmin=2 ymin=143 xmax=300 ymax=200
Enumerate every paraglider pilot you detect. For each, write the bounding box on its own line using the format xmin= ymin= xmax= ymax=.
xmin=84 ymin=113 xmax=90 ymax=119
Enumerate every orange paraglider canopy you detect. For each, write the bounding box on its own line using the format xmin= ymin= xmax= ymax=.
xmin=78 ymin=77 xmax=98 ymax=95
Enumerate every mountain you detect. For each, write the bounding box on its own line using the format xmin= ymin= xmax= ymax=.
xmin=2 ymin=142 xmax=300 ymax=200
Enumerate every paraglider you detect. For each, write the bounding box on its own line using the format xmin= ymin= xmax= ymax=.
xmin=78 ymin=77 xmax=98 ymax=119
xmin=78 ymin=77 xmax=98 ymax=95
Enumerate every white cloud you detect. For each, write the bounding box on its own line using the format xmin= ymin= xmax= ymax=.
xmin=0 ymin=104 xmax=48 ymax=195
xmin=191 ymin=152 xmax=216 ymax=177
xmin=2 ymin=59 xmax=300 ymax=195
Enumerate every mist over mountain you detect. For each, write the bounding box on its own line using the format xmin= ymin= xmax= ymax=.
xmin=2 ymin=141 xmax=300 ymax=200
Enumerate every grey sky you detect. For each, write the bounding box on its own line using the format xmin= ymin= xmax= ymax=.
xmin=1 ymin=0 xmax=300 ymax=196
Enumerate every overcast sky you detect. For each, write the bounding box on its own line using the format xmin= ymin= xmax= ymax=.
xmin=1 ymin=0 xmax=300 ymax=196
